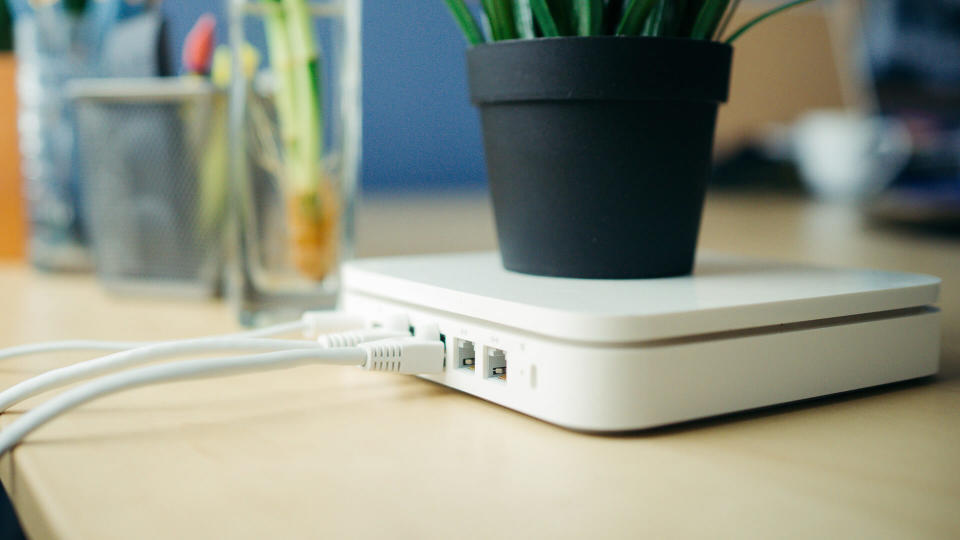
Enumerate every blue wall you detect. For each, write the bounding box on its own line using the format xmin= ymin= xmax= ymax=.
xmin=164 ymin=1 xmax=487 ymax=193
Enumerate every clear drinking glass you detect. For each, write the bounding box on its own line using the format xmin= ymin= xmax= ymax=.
xmin=228 ymin=0 xmax=362 ymax=325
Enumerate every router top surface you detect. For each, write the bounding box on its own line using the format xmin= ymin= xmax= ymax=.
xmin=342 ymin=252 xmax=940 ymax=343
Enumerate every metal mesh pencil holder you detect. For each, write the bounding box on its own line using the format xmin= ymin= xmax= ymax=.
xmin=69 ymin=78 xmax=228 ymax=297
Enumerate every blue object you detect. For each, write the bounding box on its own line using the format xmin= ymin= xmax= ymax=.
xmin=88 ymin=0 xmax=123 ymax=47
xmin=87 ymin=0 xmax=153 ymax=63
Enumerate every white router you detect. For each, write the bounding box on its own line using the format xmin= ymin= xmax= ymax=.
xmin=341 ymin=252 xmax=941 ymax=432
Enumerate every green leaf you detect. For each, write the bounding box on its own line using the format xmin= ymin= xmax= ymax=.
xmin=514 ymin=0 xmax=537 ymax=38
xmin=443 ymin=0 xmax=486 ymax=45
xmin=641 ymin=0 xmax=669 ymax=37
xmin=482 ymin=0 xmax=519 ymax=40
xmin=480 ymin=9 xmax=494 ymax=40
xmin=677 ymin=0 xmax=707 ymax=36
xmin=615 ymin=0 xmax=657 ymax=36
xmin=481 ymin=0 xmax=501 ymax=39
xmin=481 ymin=0 xmax=496 ymax=38
xmin=442 ymin=0 xmax=814 ymax=42
xmin=691 ymin=0 xmax=730 ymax=40
xmin=496 ymin=0 xmax=520 ymax=39
xmin=714 ymin=0 xmax=742 ymax=39
xmin=602 ymin=0 xmax=622 ymax=34
xmin=547 ymin=0 xmax=575 ymax=35
xmin=281 ymin=0 xmax=323 ymax=189
xmin=574 ymin=0 xmax=604 ymax=36
xmin=725 ymin=0 xmax=817 ymax=43
xmin=529 ymin=0 xmax=561 ymax=36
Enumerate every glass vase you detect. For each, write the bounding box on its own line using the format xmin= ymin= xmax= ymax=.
xmin=228 ymin=0 xmax=362 ymax=325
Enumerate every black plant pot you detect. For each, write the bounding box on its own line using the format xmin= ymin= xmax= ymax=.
xmin=468 ymin=37 xmax=732 ymax=279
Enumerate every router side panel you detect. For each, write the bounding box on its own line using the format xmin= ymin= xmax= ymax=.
xmin=588 ymin=310 xmax=940 ymax=430
xmin=342 ymin=293 xmax=940 ymax=431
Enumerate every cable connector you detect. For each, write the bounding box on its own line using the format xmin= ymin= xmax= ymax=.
xmin=300 ymin=311 xmax=368 ymax=338
xmin=317 ymin=329 xmax=410 ymax=348
xmin=359 ymin=340 xmax=445 ymax=374
xmin=300 ymin=312 xmax=411 ymax=339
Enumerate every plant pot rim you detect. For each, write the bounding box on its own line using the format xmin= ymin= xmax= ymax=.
xmin=467 ymin=35 xmax=733 ymax=105
xmin=468 ymin=34 xmax=733 ymax=51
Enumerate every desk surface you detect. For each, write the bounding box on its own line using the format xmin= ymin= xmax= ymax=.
xmin=1 ymin=194 xmax=958 ymax=540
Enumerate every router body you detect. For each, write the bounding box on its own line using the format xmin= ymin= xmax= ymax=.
xmin=341 ymin=252 xmax=940 ymax=432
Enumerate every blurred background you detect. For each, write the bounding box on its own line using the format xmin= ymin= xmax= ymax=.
xmin=0 ymin=0 xmax=958 ymax=291
xmin=134 ymin=0 xmax=960 ymax=195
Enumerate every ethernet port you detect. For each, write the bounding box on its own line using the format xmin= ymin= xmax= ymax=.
xmin=486 ymin=347 xmax=506 ymax=381
xmin=457 ymin=339 xmax=476 ymax=370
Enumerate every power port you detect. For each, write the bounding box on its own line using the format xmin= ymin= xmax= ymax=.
xmin=457 ymin=339 xmax=476 ymax=370
xmin=486 ymin=347 xmax=506 ymax=381
xmin=439 ymin=333 xmax=447 ymax=367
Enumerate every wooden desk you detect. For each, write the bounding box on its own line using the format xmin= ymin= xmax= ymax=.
xmin=1 ymin=194 xmax=958 ymax=539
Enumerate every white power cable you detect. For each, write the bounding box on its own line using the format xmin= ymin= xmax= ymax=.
xmin=0 ymin=339 xmax=445 ymax=456
xmin=0 ymin=338 xmax=328 ymax=412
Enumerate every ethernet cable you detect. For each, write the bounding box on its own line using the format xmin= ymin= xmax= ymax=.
xmin=316 ymin=328 xmax=409 ymax=348
xmin=0 ymin=340 xmax=444 ymax=456
xmin=0 ymin=310 xmax=378 ymax=362
xmin=0 ymin=320 xmax=306 ymax=361
xmin=0 ymin=327 xmax=411 ymax=413
xmin=0 ymin=340 xmax=160 ymax=361
xmin=0 ymin=338 xmax=324 ymax=412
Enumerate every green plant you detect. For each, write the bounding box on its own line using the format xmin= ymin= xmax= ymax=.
xmin=259 ymin=0 xmax=340 ymax=280
xmin=444 ymin=0 xmax=815 ymax=45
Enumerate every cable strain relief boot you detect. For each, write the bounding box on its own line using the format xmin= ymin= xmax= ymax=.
xmin=318 ymin=329 xmax=410 ymax=348
xmin=358 ymin=340 xmax=445 ymax=374
xmin=301 ymin=312 xmax=367 ymax=339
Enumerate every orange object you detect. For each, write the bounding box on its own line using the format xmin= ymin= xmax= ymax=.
xmin=0 ymin=53 xmax=25 ymax=260
xmin=286 ymin=177 xmax=341 ymax=281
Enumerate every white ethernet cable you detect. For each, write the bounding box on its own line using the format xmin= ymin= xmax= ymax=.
xmin=0 ymin=311 xmax=381 ymax=362
xmin=0 ymin=320 xmax=307 ymax=361
xmin=317 ymin=329 xmax=410 ymax=348
xmin=0 ymin=338 xmax=328 ymax=412
xmin=0 ymin=327 xmax=415 ymax=413
xmin=0 ymin=340 xmax=160 ymax=361
xmin=0 ymin=340 xmax=444 ymax=456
